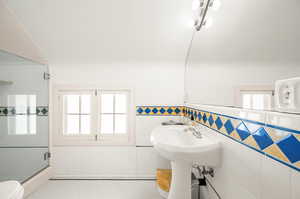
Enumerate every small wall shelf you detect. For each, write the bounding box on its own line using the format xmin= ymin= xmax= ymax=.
xmin=0 ymin=80 xmax=13 ymax=85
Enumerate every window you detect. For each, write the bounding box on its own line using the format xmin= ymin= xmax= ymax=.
xmin=100 ymin=92 xmax=127 ymax=134
xmin=54 ymin=87 xmax=132 ymax=145
xmin=236 ymin=86 xmax=274 ymax=110
xmin=63 ymin=94 xmax=92 ymax=135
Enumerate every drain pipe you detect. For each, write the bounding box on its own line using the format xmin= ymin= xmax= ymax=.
xmin=192 ymin=165 xmax=222 ymax=199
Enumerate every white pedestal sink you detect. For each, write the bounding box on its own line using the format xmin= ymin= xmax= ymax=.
xmin=151 ymin=125 xmax=220 ymax=199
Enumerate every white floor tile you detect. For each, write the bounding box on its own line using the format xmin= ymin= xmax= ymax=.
xmin=26 ymin=180 xmax=164 ymax=199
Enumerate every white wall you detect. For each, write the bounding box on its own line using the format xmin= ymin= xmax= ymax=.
xmin=188 ymin=104 xmax=300 ymax=199
xmin=50 ymin=64 xmax=183 ymax=178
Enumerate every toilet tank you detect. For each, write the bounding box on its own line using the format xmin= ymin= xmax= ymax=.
xmin=275 ymin=77 xmax=300 ymax=113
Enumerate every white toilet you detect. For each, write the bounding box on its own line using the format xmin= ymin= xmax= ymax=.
xmin=0 ymin=181 xmax=24 ymax=199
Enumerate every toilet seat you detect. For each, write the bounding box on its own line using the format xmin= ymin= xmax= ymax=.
xmin=0 ymin=181 xmax=24 ymax=199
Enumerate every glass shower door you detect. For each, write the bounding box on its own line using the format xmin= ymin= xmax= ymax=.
xmin=0 ymin=50 xmax=49 ymax=183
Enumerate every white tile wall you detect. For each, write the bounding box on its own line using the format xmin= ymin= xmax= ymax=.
xmin=190 ymin=104 xmax=300 ymax=199
xmin=136 ymin=116 xmax=180 ymax=146
xmin=291 ymin=169 xmax=300 ymax=199
xmin=261 ymin=156 xmax=292 ymax=199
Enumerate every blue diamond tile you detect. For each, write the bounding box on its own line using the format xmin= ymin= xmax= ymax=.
xmin=215 ymin=117 xmax=223 ymax=130
xmin=277 ymin=134 xmax=300 ymax=163
xmin=152 ymin=108 xmax=158 ymax=114
xmin=145 ymin=108 xmax=151 ymax=114
xmin=208 ymin=115 xmax=214 ymax=126
xmin=236 ymin=122 xmax=251 ymax=141
xmin=197 ymin=112 xmax=202 ymax=120
xmin=175 ymin=108 xmax=181 ymax=114
xmin=252 ymin=128 xmax=274 ymax=150
xmin=202 ymin=113 xmax=207 ymax=123
xmin=160 ymin=108 xmax=166 ymax=114
xmin=167 ymin=108 xmax=173 ymax=114
xmin=137 ymin=107 xmax=143 ymax=114
xmin=224 ymin=120 xmax=234 ymax=134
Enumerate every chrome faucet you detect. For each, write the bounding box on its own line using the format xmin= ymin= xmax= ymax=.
xmin=185 ymin=123 xmax=203 ymax=139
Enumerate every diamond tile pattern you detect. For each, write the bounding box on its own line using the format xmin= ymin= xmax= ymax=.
xmin=236 ymin=122 xmax=251 ymax=141
xmin=183 ymin=106 xmax=300 ymax=171
xmin=0 ymin=106 xmax=48 ymax=116
xmin=136 ymin=106 xmax=183 ymax=116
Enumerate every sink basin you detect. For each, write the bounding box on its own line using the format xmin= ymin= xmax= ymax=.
xmin=151 ymin=125 xmax=220 ymax=199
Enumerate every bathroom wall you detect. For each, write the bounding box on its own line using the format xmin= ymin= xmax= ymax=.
xmin=50 ymin=64 xmax=183 ymax=178
xmin=185 ymin=104 xmax=300 ymax=199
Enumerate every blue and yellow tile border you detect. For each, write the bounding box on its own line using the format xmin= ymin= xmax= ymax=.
xmin=136 ymin=106 xmax=183 ymax=116
xmin=183 ymin=106 xmax=300 ymax=172
xmin=0 ymin=106 xmax=49 ymax=116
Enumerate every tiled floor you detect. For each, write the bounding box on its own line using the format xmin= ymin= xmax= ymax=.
xmin=26 ymin=180 xmax=164 ymax=199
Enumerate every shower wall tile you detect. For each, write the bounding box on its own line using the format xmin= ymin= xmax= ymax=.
xmin=261 ymin=156 xmax=292 ymax=199
xmin=291 ymin=169 xmax=300 ymax=199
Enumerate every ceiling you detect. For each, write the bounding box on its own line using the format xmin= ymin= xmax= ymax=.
xmin=4 ymin=0 xmax=300 ymax=66
xmin=4 ymin=0 xmax=193 ymax=65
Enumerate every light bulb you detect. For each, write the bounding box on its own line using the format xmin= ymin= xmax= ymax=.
xmin=210 ymin=0 xmax=221 ymax=11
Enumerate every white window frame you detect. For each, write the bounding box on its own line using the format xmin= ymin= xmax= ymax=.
xmin=52 ymin=85 xmax=135 ymax=146
xmin=235 ymin=85 xmax=275 ymax=110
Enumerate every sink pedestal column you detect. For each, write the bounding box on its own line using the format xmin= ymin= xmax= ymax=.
xmin=168 ymin=161 xmax=192 ymax=199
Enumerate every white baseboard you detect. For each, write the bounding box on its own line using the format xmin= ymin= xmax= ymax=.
xmin=23 ymin=167 xmax=53 ymax=198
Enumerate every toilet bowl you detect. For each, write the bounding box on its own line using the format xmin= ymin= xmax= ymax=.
xmin=0 ymin=181 xmax=24 ymax=199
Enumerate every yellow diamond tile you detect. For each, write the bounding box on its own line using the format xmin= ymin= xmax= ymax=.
xmin=244 ymin=135 xmax=260 ymax=150
xmin=219 ymin=126 xmax=227 ymax=134
xmin=294 ymin=161 xmax=300 ymax=168
xmin=231 ymin=119 xmax=242 ymax=129
xmin=211 ymin=123 xmax=217 ymax=130
xmin=212 ymin=114 xmax=218 ymax=121
xmin=220 ymin=116 xmax=228 ymax=124
xmin=264 ymin=144 xmax=290 ymax=163
xmin=265 ymin=127 xmax=291 ymax=142
xmin=230 ymin=130 xmax=241 ymax=141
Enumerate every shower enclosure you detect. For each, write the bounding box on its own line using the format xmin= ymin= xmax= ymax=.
xmin=0 ymin=50 xmax=49 ymax=183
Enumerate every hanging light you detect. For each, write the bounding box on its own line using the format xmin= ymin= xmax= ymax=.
xmin=192 ymin=0 xmax=221 ymax=31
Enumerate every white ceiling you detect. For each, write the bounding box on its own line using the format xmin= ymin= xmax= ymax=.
xmin=189 ymin=0 xmax=300 ymax=64
xmin=4 ymin=0 xmax=300 ymax=65
xmin=4 ymin=0 xmax=193 ymax=65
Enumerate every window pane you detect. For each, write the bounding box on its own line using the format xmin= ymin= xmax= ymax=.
xmin=101 ymin=94 xmax=114 ymax=113
xmin=101 ymin=114 xmax=114 ymax=134
xmin=81 ymin=95 xmax=91 ymax=114
xmin=65 ymin=115 xmax=79 ymax=134
xmin=65 ymin=95 xmax=79 ymax=114
xmin=115 ymin=94 xmax=127 ymax=113
xmin=81 ymin=115 xmax=91 ymax=134
xmin=115 ymin=114 xmax=127 ymax=134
